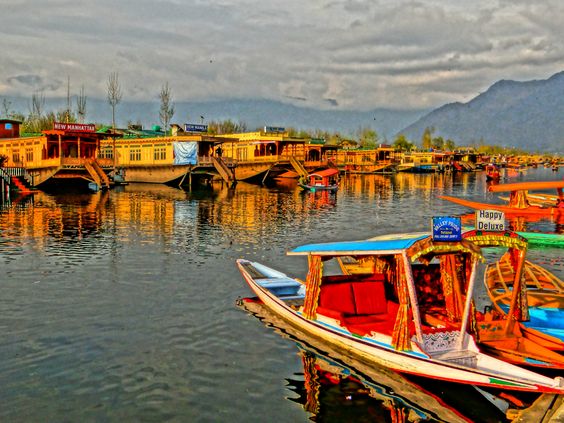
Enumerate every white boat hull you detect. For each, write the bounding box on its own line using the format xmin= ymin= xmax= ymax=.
xmin=237 ymin=259 xmax=564 ymax=394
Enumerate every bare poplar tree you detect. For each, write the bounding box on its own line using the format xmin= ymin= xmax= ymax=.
xmin=1 ymin=98 xmax=11 ymax=117
xmin=65 ymin=76 xmax=71 ymax=123
xmin=76 ymin=85 xmax=87 ymax=123
xmin=159 ymin=82 xmax=174 ymax=136
xmin=30 ymin=90 xmax=45 ymax=132
xmin=107 ymin=72 xmax=123 ymax=172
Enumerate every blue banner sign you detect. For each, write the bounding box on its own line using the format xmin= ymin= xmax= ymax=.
xmin=432 ymin=216 xmax=462 ymax=241
xmin=184 ymin=123 xmax=208 ymax=133
xmin=263 ymin=126 xmax=285 ymax=133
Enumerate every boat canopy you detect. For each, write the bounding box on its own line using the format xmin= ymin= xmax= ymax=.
xmin=462 ymin=229 xmax=528 ymax=250
xmin=308 ymin=168 xmax=339 ymax=178
xmin=489 ymin=180 xmax=564 ymax=193
xmin=406 ymin=237 xmax=484 ymax=264
xmin=288 ymin=235 xmax=427 ymax=256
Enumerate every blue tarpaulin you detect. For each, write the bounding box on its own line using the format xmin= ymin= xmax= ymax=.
xmin=173 ymin=142 xmax=198 ymax=165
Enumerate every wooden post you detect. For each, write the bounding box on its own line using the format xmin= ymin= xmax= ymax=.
xmin=505 ymin=247 xmax=527 ymax=334
xmin=402 ymin=252 xmax=424 ymax=344
xmin=458 ymin=258 xmax=478 ymax=350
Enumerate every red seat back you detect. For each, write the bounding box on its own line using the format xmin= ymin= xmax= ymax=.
xmin=352 ymin=282 xmax=387 ymax=315
xmin=318 ymin=283 xmax=356 ymax=315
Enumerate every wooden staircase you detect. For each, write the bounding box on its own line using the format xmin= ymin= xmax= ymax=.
xmin=290 ymin=157 xmax=309 ymax=179
xmin=84 ymin=159 xmax=110 ymax=190
xmin=11 ymin=176 xmax=33 ymax=193
xmin=212 ymin=157 xmax=236 ymax=184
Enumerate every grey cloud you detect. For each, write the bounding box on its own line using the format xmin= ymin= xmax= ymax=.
xmin=1 ymin=0 xmax=564 ymax=110
xmin=7 ymin=74 xmax=43 ymax=87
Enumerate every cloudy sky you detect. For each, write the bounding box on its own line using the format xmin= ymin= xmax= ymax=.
xmin=2 ymin=0 xmax=564 ymax=111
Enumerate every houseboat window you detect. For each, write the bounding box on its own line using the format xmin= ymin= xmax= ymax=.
xmin=154 ymin=147 xmax=166 ymax=160
xmin=26 ymin=148 xmax=33 ymax=162
xmin=5 ymin=123 xmax=12 ymax=129
xmin=12 ymin=151 xmax=20 ymax=163
xmin=99 ymin=146 xmax=113 ymax=159
xmin=130 ymin=148 xmax=141 ymax=161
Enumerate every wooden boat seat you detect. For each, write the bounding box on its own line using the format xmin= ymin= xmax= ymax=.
xmin=259 ymin=278 xmax=304 ymax=297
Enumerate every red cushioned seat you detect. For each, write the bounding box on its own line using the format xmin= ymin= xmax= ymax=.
xmin=318 ymin=283 xmax=356 ymax=315
xmin=342 ymin=314 xmax=388 ymax=325
xmin=316 ymin=306 xmax=345 ymax=321
xmin=351 ymin=282 xmax=387 ymax=315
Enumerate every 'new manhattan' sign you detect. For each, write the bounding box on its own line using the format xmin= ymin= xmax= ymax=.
xmin=53 ymin=122 xmax=96 ymax=132
xmin=475 ymin=210 xmax=505 ymax=231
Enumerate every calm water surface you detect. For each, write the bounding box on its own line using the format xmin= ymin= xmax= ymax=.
xmin=1 ymin=168 xmax=562 ymax=422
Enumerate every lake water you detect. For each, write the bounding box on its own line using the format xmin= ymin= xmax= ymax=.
xmin=1 ymin=167 xmax=562 ymax=422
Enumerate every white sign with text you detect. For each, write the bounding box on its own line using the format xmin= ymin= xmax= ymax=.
xmin=476 ymin=209 xmax=505 ymax=231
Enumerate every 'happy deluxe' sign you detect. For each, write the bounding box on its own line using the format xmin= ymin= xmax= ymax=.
xmin=475 ymin=210 xmax=505 ymax=231
xmin=432 ymin=216 xmax=462 ymax=241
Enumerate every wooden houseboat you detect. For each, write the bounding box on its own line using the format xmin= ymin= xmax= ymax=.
xmin=332 ymin=145 xmax=397 ymax=174
xmin=396 ymin=151 xmax=450 ymax=173
xmin=215 ymin=128 xmax=310 ymax=181
xmin=0 ymin=121 xmax=112 ymax=190
xmin=98 ymin=129 xmax=238 ymax=186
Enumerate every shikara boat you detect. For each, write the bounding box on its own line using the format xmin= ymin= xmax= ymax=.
xmin=298 ymin=168 xmax=339 ymax=192
xmin=239 ymin=297 xmax=532 ymax=422
xmin=462 ymin=229 xmax=564 ymax=365
xmin=485 ymin=164 xmax=501 ymax=182
xmin=440 ymin=180 xmax=564 ymax=217
xmin=477 ymin=231 xmax=564 ymax=351
xmin=236 ymin=234 xmax=564 ymax=393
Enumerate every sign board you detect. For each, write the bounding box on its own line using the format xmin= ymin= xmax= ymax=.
xmin=263 ymin=126 xmax=285 ymax=133
xmin=184 ymin=123 xmax=208 ymax=133
xmin=475 ymin=210 xmax=505 ymax=231
xmin=432 ymin=216 xmax=462 ymax=241
xmin=53 ymin=122 xmax=95 ymax=132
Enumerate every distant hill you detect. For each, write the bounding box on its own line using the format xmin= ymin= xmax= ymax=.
xmin=398 ymin=71 xmax=564 ymax=153
xmin=2 ymin=96 xmax=426 ymax=140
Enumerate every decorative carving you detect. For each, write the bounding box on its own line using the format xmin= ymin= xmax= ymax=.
xmin=422 ymin=331 xmax=459 ymax=353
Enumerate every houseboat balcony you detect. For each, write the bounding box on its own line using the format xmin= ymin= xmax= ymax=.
xmin=197 ymin=156 xmax=237 ymax=167
xmin=22 ymin=157 xmax=114 ymax=170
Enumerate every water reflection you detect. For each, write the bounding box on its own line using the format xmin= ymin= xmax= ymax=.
xmin=239 ymin=298 xmax=543 ymax=423
xmin=0 ymin=167 xmax=562 ymax=422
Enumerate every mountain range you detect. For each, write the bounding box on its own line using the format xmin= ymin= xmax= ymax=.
xmin=3 ymin=71 xmax=564 ymax=153
xmin=398 ymin=71 xmax=564 ymax=153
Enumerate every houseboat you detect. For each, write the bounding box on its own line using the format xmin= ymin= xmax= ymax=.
xmin=98 ymin=126 xmax=238 ymax=186
xmin=215 ymin=127 xmax=310 ymax=182
xmin=0 ymin=121 xmax=111 ymax=190
xmin=396 ymin=151 xmax=449 ymax=173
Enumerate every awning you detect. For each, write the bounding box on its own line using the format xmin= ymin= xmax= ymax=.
xmin=308 ymin=168 xmax=339 ymax=178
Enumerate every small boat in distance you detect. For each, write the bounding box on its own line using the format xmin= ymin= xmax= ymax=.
xmin=236 ymin=231 xmax=564 ymax=393
xmin=440 ymin=180 xmax=564 ymax=217
xmin=298 ymin=168 xmax=339 ymax=192
xmin=485 ymin=164 xmax=501 ymax=182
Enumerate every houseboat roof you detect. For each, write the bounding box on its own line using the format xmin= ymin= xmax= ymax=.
xmin=0 ymin=118 xmax=22 ymax=124
xmin=288 ymin=235 xmax=427 ymax=256
xmin=488 ymin=180 xmax=564 ymax=193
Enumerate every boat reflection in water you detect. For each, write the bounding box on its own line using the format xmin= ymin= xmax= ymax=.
xmin=238 ymin=298 xmax=551 ymax=423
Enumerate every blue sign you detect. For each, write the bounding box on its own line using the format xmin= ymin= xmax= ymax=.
xmin=184 ymin=123 xmax=208 ymax=133
xmin=432 ymin=216 xmax=462 ymax=241
xmin=263 ymin=126 xmax=285 ymax=133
